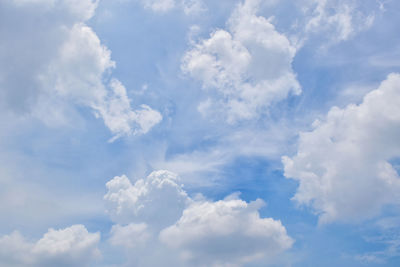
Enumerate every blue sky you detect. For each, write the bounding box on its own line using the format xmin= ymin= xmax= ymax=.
xmin=0 ymin=0 xmax=400 ymax=266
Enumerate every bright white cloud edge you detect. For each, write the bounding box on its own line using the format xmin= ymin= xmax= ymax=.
xmin=0 ymin=0 xmax=162 ymax=141
xmin=182 ymin=0 xmax=300 ymax=123
xmin=283 ymin=73 xmax=400 ymax=224
xmin=105 ymin=170 xmax=294 ymax=267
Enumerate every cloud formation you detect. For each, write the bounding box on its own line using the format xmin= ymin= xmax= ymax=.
xmin=105 ymin=170 xmax=293 ymax=266
xmin=160 ymin=197 xmax=293 ymax=266
xmin=0 ymin=225 xmax=100 ymax=267
xmin=104 ymin=170 xmax=190 ymax=229
xmin=283 ymin=73 xmax=400 ymax=223
xmin=182 ymin=0 xmax=300 ymax=123
xmin=300 ymin=0 xmax=375 ymax=43
xmin=0 ymin=0 xmax=161 ymax=140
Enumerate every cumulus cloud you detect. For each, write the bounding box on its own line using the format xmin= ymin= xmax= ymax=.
xmin=0 ymin=225 xmax=100 ymax=267
xmin=160 ymin=197 xmax=294 ymax=266
xmin=283 ymin=73 xmax=400 ymax=223
xmin=182 ymin=0 xmax=300 ymax=123
xmin=109 ymin=223 xmax=151 ymax=249
xmin=104 ymin=170 xmax=190 ymax=229
xmin=0 ymin=0 xmax=161 ymax=140
xmin=105 ymin=170 xmax=293 ymax=266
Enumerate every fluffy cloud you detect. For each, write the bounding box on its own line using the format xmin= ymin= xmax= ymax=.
xmin=283 ymin=73 xmax=400 ymax=223
xmin=97 ymin=80 xmax=162 ymax=142
xmin=160 ymin=197 xmax=294 ymax=266
xmin=182 ymin=0 xmax=300 ymax=123
xmin=104 ymin=170 xmax=190 ymax=229
xmin=0 ymin=0 xmax=161 ymax=140
xmin=0 ymin=225 xmax=100 ymax=267
xmin=105 ymin=170 xmax=293 ymax=266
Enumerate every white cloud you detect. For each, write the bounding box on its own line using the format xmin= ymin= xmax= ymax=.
xmin=97 ymin=80 xmax=162 ymax=142
xmin=105 ymin=170 xmax=293 ymax=266
xmin=0 ymin=0 xmax=161 ymax=140
xmin=282 ymin=73 xmax=400 ymax=223
xmin=182 ymin=0 xmax=300 ymax=123
xmin=0 ymin=225 xmax=100 ymax=267
xmin=160 ymin=197 xmax=294 ymax=267
xmin=303 ymin=0 xmax=375 ymax=42
xmin=104 ymin=170 xmax=190 ymax=229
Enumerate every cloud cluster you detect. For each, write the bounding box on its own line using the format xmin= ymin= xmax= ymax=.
xmin=0 ymin=225 xmax=100 ymax=267
xmin=105 ymin=170 xmax=293 ymax=266
xmin=0 ymin=0 xmax=161 ymax=140
xmin=283 ymin=73 xmax=400 ymax=223
xmin=182 ymin=0 xmax=300 ymax=123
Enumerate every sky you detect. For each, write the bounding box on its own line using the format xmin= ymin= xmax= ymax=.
xmin=0 ymin=0 xmax=400 ymax=266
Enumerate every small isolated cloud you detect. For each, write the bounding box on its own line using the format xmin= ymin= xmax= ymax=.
xmin=182 ymin=0 xmax=300 ymax=123
xmin=104 ymin=170 xmax=293 ymax=266
xmin=0 ymin=225 xmax=100 ymax=267
xmin=0 ymin=0 xmax=161 ymax=140
xmin=302 ymin=0 xmax=375 ymax=43
xmin=98 ymin=80 xmax=162 ymax=142
xmin=283 ymin=73 xmax=400 ymax=223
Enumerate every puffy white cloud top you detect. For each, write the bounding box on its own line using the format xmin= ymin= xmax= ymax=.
xmin=0 ymin=225 xmax=100 ymax=267
xmin=283 ymin=73 xmax=400 ymax=223
xmin=182 ymin=0 xmax=300 ymax=123
xmin=104 ymin=170 xmax=190 ymax=228
xmin=105 ymin=170 xmax=293 ymax=266
xmin=160 ymin=197 xmax=293 ymax=266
